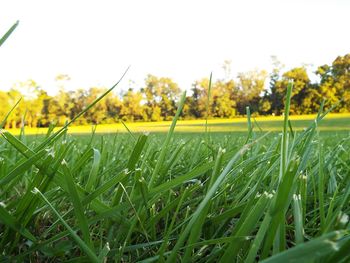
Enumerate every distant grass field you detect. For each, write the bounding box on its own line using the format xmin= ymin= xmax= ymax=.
xmin=8 ymin=113 xmax=350 ymax=135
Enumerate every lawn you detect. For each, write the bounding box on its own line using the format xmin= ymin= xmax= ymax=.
xmin=1 ymin=87 xmax=350 ymax=262
xmin=7 ymin=112 xmax=350 ymax=135
xmin=2 ymin=12 xmax=350 ymax=263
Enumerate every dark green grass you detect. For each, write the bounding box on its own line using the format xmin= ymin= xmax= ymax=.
xmin=1 ymin=118 xmax=350 ymax=262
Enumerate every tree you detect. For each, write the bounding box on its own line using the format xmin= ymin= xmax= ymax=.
xmin=316 ymin=54 xmax=350 ymax=112
xmin=211 ymin=80 xmax=236 ymax=118
xmin=84 ymin=87 xmax=108 ymax=124
xmin=70 ymin=89 xmax=88 ymax=125
xmin=259 ymin=98 xmax=272 ymax=114
xmin=236 ymin=69 xmax=268 ymax=115
xmin=188 ymin=78 xmax=237 ymax=119
xmin=105 ymin=91 xmax=122 ymax=123
xmin=7 ymin=88 xmax=24 ymax=128
xmin=120 ymin=89 xmax=143 ymax=122
xmin=276 ymin=67 xmax=311 ymax=114
xmin=15 ymin=80 xmax=46 ymax=128
xmin=142 ymin=75 xmax=181 ymax=121
xmin=268 ymin=56 xmax=284 ymax=115
xmin=48 ymin=89 xmax=75 ymax=125
xmin=40 ymin=91 xmax=53 ymax=127
xmin=189 ymin=78 xmax=210 ymax=119
xmin=1 ymin=53 xmax=349 ymax=128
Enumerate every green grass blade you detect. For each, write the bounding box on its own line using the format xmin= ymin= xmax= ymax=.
xmin=220 ymin=192 xmax=272 ymax=262
xmin=158 ymin=187 xmax=189 ymax=262
xmin=0 ymin=205 xmax=37 ymax=242
xmin=166 ymin=133 xmax=269 ymax=263
xmin=149 ymin=91 xmax=186 ymax=187
xmin=85 ymin=148 xmax=101 ymax=191
xmin=127 ymin=134 xmax=148 ymax=171
xmin=121 ymin=120 xmax=136 ymax=141
xmin=261 ymin=231 xmax=346 ymax=263
xmin=0 ymin=149 xmax=46 ymax=186
xmin=205 ymin=73 xmax=212 ymax=156
xmin=280 ymin=82 xmax=293 ymax=180
xmin=0 ymin=98 xmax=21 ymax=129
xmin=98 ymin=242 xmax=110 ymax=262
xmin=318 ymin=141 xmax=326 ymax=233
xmin=32 ymin=187 xmax=99 ymax=263
xmin=149 ymin=160 xmax=214 ymax=195
xmin=245 ymin=106 xmax=253 ymax=144
xmin=62 ymin=161 xmax=92 ymax=249
xmin=0 ymin=20 xmax=19 ymax=47
xmin=292 ymin=194 xmax=304 ymax=245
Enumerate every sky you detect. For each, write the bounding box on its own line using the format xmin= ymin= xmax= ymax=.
xmin=0 ymin=0 xmax=349 ymax=95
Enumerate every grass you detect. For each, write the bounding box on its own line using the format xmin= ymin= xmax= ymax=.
xmin=5 ymin=112 xmax=350 ymax=135
xmin=1 ymin=23 xmax=350 ymax=262
xmin=0 ymin=80 xmax=350 ymax=262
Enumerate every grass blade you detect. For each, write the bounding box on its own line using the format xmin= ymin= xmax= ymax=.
xmin=62 ymin=161 xmax=92 ymax=249
xmin=149 ymin=91 xmax=186 ymax=187
xmin=0 ymin=20 xmax=19 ymax=47
xmin=32 ymin=187 xmax=99 ymax=263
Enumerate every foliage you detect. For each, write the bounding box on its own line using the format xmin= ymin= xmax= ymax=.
xmin=1 ymin=53 xmax=349 ymax=127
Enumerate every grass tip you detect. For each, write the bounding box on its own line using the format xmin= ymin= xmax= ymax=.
xmin=219 ymin=147 xmax=226 ymax=154
xmin=31 ymin=187 xmax=40 ymax=195
xmin=293 ymin=194 xmax=301 ymax=200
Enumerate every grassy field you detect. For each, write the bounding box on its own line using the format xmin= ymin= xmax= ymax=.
xmin=2 ymin=19 xmax=350 ymax=262
xmin=1 ymin=89 xmax=350 ymax=262
xmin=7 ymin=112 xmax=350 ymax=135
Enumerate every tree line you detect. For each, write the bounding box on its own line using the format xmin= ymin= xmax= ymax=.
xmin=1 ymin=53 xmax=349 ymax=128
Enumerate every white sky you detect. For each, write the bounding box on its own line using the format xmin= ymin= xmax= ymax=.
xmin=0 ymin=0 xmax=349 ymax=95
